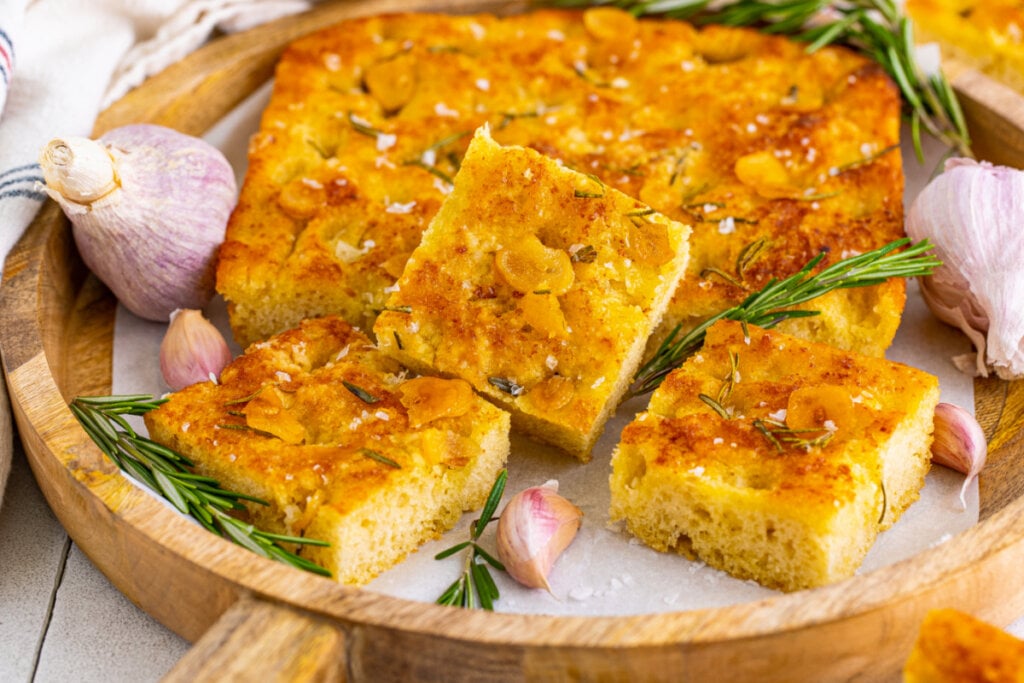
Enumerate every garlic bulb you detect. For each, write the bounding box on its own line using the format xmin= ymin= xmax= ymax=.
xmin=496 ymin=480 xmax=582 ymax=591
xmin=905 ymin=158 xmax=1024 ymax=379
xmin=40 ymin=124 xmax=237 ymax=321
xmin=160 ymin=309 xmax=233 ymax=391
xmin=931 ymin=402 xmax=987 ymax=509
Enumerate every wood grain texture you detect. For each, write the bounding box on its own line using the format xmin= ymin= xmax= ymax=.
xmin=3 ymin=3 xmax=1024 ymax=681
xmin=165 ymin=595 xmax=347 ymax=683
xmin=947 ymin=60 xmax=1024 ymax=170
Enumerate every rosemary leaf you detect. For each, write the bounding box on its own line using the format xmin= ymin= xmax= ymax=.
xmin=402 ymin=159 xmax=456 ymax=186
xmin=343 ymin=380 xmax=380 ymax=404
xmin=699 ymin=393 xmax=731 ymax=419
xmin=360 ymin=448 xmax=402 ymax=469
xmin=631 ymin=237 xmax=940 ymax=395
xmin=571 ymin=245 xmax=598 ymax=263
xmin=474 ymin=545 xmax=506 ymax=571
xmin=347 ymin=111 xmax=382 ymax=138
xmin=545 ymin=0 xmax=972 ymax=158
xmin=435 ymin=540 xmax=473 ymax=560
xmin=488 ymin=376 xmax=524 ymax=397
xmin=70 ymin=394 xmax=331 ymax=577
xmin=435 ymin=469 xmax=508 ymax=610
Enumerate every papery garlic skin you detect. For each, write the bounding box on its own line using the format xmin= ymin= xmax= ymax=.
xmin=160 ymin=309 xmax=233 ymax=391
xmin=40 ymin=124 xmax=237 ymax=322
xmin=931 ymin=402 xmax=987 ymax=509
xmin=906 ymin=158 xmax=1024 ymax=379
xmin=496 ymin=480 xmax=583 ymax=591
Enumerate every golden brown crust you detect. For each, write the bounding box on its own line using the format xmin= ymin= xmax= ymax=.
xmin=144 ymin=315 xmax=510 ymax=583
xmin=904 ymin=609 xmax=1024 ymax=683
xmin=217 ymin=9 xmax=906 ymax=357
xmin=373 ymin=128 xmax=690 ymax=460
xmin=907 ymin=0 xmax=1024 ymax=94
xmin=610 ymin=320 xmax=940 ymax=592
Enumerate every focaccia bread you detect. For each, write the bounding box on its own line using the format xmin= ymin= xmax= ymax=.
xmin=609 ymin=320 xmax=940 ymax=592
xmin=144 ymin=315 xmax=510 ymax=584
xmin=217 ymin=8 xmax=906 ymax=358
xmin=907 ymin=0 xmax=1024 ymax=94
xmin=904 ymin=609 xmax=1024 ymax=683
xmin=374 ymin=127 xmax=691 ymax=460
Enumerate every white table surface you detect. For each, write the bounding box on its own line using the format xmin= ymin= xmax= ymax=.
xmin=2 ymin=85 xmax=1023 ymax=683
xmin=0 ymin=437 xmax=189 ymax=683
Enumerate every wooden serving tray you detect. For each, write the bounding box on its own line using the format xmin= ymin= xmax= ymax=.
xmin=4 ymin=2 xmax=1024 ymax=680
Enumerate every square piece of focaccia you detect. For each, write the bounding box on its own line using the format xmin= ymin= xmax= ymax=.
xmin=907 ymin=0 xmax=1024 ymax=94
xmin=609 ymin=320 xmax=940 ymax=592
xmin=216 ymin=8 xmax=906 ymax=358
xmin=144 ymin=315 xmax=510 ymax=584
xmin=904 ymin=609 xmax=1024 ymax=683
xmin=373 ymin=127 xmax=691 ymax=460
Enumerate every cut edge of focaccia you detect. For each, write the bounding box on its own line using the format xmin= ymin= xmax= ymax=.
xmin=374 ymin=126 xmax=691 ymax=460
xmin=217 ymin=9 xmax=907 ymax=363
xmin=144 ymin=315 xmax=510 ymax=584
xmin=610 ymin=320 xmax=939 ymax=592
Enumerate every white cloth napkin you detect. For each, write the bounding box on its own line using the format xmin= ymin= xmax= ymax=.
xmin=0 ymin=0 xmax=311 ymax=508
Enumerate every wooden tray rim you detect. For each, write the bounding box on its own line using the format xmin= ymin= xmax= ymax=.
xmin=4 ymin=1 xmax=1024 ymax=677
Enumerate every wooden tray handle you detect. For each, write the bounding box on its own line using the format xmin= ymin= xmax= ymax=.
xmin=164 ymin=595 xmax=348 ymax=682
xmin=944 ymin=59 xmax=1024 ymax=169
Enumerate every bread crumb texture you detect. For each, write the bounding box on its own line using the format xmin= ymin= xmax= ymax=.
xmin=610 ymin=320 xmax=940 ymax=592
xmin=144 ymin=315 xmax=510 ymax=584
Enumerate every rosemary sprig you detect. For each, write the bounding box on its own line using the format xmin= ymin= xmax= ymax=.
xmin=632 ymin=237 xmax=940 ymax=396
xmin=753 ymin=418 xmax=835 ymax=451
xmin=435 ymin=469 xmax=508 ymax=610
xmin=547 ymin=0 xmax=971 ymax=159
xmin=70 ymin=394 xmax=331 ymax=577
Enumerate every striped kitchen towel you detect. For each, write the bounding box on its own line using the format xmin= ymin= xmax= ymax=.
xmin=0 ymin=23 xmax=12 ymax=117
xmin=0 ymin=0 xmax=311 ymax=509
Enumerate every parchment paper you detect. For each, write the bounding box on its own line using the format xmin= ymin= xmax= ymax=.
xmin=113 ymin=81 xmax=977 ymax=616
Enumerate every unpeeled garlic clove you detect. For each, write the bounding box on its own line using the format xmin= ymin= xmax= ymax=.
xmin=160 ymin=309 xmax=233 ymax=391
xmin=931 ymin=402 xmax=987 ymax=509
xmin=496 ymin=480 xmax=582 ymax=591
xmin=905 ymin=158 xmax=1024 ymax=379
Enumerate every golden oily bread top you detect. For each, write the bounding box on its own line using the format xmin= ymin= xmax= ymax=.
xmin=217 ymin=8 xmax=905 ymax=354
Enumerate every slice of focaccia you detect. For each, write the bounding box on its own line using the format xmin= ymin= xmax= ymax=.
xmin=144 ymin=315 xmax=510 ymax=584
xmin=217 ymin=9 xmax=906 ymax=359
xmin=373 ymin=127 xmax=691 ymax=460
xmin=610 ymin=320 xmax=940 ymax=592
xmin=907 ymin=0 xmax=1024 ymax=94
xmin=904 ymin=609 xmax=1024 ymax=683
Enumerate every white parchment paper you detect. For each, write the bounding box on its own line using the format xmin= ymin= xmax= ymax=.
xmin=113 ymin=81 xmax=977 ymax=616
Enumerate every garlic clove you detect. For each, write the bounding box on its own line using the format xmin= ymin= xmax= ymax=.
xmin=496 ymin=480 xmax=583 ymax=591
xmin=931 ymin=402 xmax=987 ymax=509
xmin=160 ymin=309 xmax=233 ymax=391
xmin=906 ymin=158 xmax=1024 ymax=379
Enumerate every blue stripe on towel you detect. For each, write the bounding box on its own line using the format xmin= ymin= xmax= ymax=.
xmin=0 ymin=174 xmax=44 ymax=191
xmin=0 ymin=163 xmax=41 ymax=180
xmin=0 ymin=188 xmax=46 ymax=202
